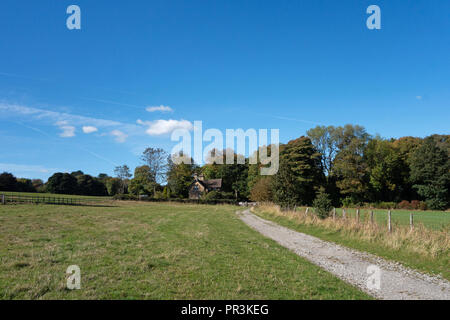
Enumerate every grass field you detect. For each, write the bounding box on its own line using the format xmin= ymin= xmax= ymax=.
xmin=0 ymin=202 xmax=370 ymax=300
xmin=332 ymin=208 xmax=449 ymax=231
xmin=0 ymin=191 xmax=112 ymax=201
xmin=254 ymin=205 xmax=449 ymax=280
xmin=292 ymin=207 xmax=450 ymax=230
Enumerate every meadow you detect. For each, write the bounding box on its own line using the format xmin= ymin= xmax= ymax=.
xmin=0 ymin=202 xmax=370 ymax=300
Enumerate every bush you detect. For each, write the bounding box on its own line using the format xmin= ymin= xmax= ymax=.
xmin=113 ymin=194 xmax=138 ymax=201
xmin=313 ymin=189 xmax=333 ymax=219
xmin=411 ymin=200 xmax=427 ymax=210
xmin=397 ymin=200 xmax=412 ymax=210
xmin=374 ymin=201 xmax=396 ymax=209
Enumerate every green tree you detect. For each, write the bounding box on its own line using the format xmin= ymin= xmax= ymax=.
xmin=105 ymin=177 xmax=121 ymax=196
xmin=16 ymin=178 xmax=36 ymax=192
xmin=0 ymin=172 xmax=17 ymax=191
xmin=166 ymin=153 xmax=197 ymax=198
xmin=365 ymin=138 xmax=406 ymax=202
xmin=272 ymin=137 xmax=324 ymax=208
xmin=76 ymin=174 xmax=108 ymax=196
xmin=46 ymin=173 xmax=78 ymax=194
xmin=410 ymin=137 xmax=450 ymax=210
xmin=129 ymin=165 xmax=156 ymax=196
xmin=114 ymin=165 xmax=132 ymax=194
xmin=313 ymin=188 xmax=333 ymax=219
xmin=331 ymin=125 xmax=370 ymax=203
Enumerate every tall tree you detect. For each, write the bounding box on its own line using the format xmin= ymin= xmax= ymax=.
xmin=306 ymin=125 xmax=340 ymax=176
xmin=409 ymin=137 xmax=450 ymax=210
xmin=46 ymin=173 xmax=78 ymax=194
xmin=129 ymin=165 xmax=156 ymax=196
xmin=365 ymin=138 xmax=406 ymax=202
xmin=0 ymin=172 xmax=17 ymax=191
xmin=114 ymin=165 xmax=132 ymax=194
xmin=167 ymin=152 xmax=197 ymax=198
xmin=331 ymin=125 xmax=371 ymax=204
xmin=272 ymin=137 xmax=324 ymax=207
xmin=141 ymin=148 xmax=168 ymax=184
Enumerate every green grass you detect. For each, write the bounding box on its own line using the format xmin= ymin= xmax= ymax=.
xmin=0 ymin=202 xmax=370 ymax=300
xmin=328 ymin=208 xmax=449 ymax=231
xmin=254 ymin=208 xmax=449 ymax=281
xmin=0 ymin=191 xmax=111 ymax=201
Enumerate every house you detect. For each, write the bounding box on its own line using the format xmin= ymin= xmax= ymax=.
xmin=188 ymin=174 xmax=222 ymax=199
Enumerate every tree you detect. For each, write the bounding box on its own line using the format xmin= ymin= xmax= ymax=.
xmin=76 ymin=174 xmax=108 ymax=196
xmin=46 ymin=173 xmax=78 ymax=194
xmin=141 ymin=148 xmax=168 ymax=189
xmin=16 ymin=178 xmax=36 ymax=192
xmin=114 ymin=165 xmax=132 ymax=194
xmin=409 ymin=137 xmax=450 ymax=210
xmin=307 ymin=125 xmax=340 ymax=176
xmin=105 ymin=177 xmax=121 ymax=196
xmin=32 ymin=179 xmax=45 ymax=193
xmin=0 ymin=172 xmax=17 ymax=191
xmin=166 ymin=152 xmax=197 ymax=198
xmin=129 ymin=165 xmax=156 ymax=196
xmin=365 ymin=138 xmax=406 ymax=202
xmin=313 ymin=188 xmax=333 ymax=219
xmin=272 ymin=137 xmax=324 ymax=208
xmin=249 ymin=177 xmax=273 ymax=202
xmin=331 ymin=125 xmax=370 ymax=204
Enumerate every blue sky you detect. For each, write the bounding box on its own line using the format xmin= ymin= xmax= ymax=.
xmin=0 ymin=0 xmax=449 ymax=180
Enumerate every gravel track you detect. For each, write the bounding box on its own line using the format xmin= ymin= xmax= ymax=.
xmin=238 ymin=209 xmax=450 ymax=300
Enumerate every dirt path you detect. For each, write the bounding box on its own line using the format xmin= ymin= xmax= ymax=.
xmin=238 ymin=209 xmax=450 ymax=300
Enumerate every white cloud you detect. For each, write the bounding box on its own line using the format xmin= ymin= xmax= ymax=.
xmin=146 ymin=105 xmax=173 ymax=113
xmin=416 ymin=95 xmax=422 ymax=100
xmin=137 ymin=119 xmax=193 ymax=136
xmin=110 ymin=130 xmax=128 ymax=143
xmin=82 ymin=126 xmax=98 ymax=134
xmin=55 ymin=120 xmax=75 ymax=138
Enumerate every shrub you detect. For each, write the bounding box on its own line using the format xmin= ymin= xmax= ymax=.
xmin=313 ymin=189 xmax=333 ymax=219
xmin=398 ymin=200 xmax=412 ymax=210
xmin=113 ymin=194 xmax=138 ymax=201
xmin=411 ymin=200 xmax=427 ymax=210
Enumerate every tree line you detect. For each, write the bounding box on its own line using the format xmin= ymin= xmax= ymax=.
xmin=0 ymin=124 xmax=448 ymax=209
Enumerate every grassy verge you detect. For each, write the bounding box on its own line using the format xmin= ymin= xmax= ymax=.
xmin=328 ymin=207 xmax=448 ymax=231
xmin=252 ymin=205 xmax=449 ymax=281
xmin=0 ymin=202 xmax=370 ymax=299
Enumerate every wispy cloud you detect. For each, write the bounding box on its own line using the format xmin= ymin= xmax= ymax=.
xmin=416 ymin=95 xmax=423 ymax=100
xmin=55 ymin=120 xmax=76 ymax=138
xmin=146 ymin=105 xmax=173 ymax=113
xmin=0 ymin=103 xmax=122 ymax=128
xmin=110 ymin=130 xmax=128 ymax=143
xmin=82 ymin=126 xmax=98 ymax=134
xmin=137 ymin=119 xmax=193 ymax=136
xmin=0 ymin=163 xmax=64 ymax=175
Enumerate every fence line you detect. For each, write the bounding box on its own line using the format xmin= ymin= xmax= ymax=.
xmin=0 ymin=194 xmax=107 ymax=206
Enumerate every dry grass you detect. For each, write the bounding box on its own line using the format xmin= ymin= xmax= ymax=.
xmin=253 ymin=203 xmax=450 ymax=260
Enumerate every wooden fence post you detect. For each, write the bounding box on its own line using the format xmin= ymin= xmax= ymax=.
xmin=410 ymin=213 xmax=414 ymax=231
xmin=305 ymin=207 xmax=309 ymax=216
xmin=388 ymin=210 xmax=392 ymax=233
xmin=1 ymin=194 xmax=5 ymax=205
xmin=333 ymin=207 xmax=336 ymax=220
xmin=356 ymin=209 xmax=360 ymax=222
xmin=370 ymin=210 xmax=374 ymax=224
xmin=343 ymin=209 xmax=346 ymax=219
